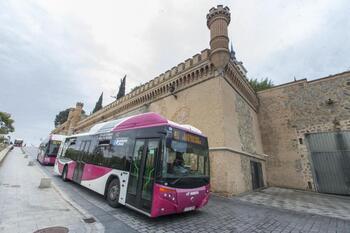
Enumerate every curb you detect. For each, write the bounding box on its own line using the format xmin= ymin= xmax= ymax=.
xmin=49 ymin=180 xmax=105 ymax=233
xmin=0 ymin=146 xmax=12 ymax=164
xmin=24 ymin=148 xmax=105 ymax=233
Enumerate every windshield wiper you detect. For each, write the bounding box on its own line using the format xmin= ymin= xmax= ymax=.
xmin=170 ymin=177 xmax=183 ymax=185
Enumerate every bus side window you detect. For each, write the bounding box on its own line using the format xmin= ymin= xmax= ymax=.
xmin=39 ymin=144 xmax=43 ymax=153
xmin=79 ymin=141 xmax=86 ymax=151
xmin=83 ymin=140 xmax=94 ymax=164
xmin=85 ymin=141 xmax=91 ymax=153
xmin=110 ymin=141 xmax=128 ymax=170
xmin=78 ymin=141 xmax=87 ymax=162
xmin=101 ymin=145 xmax=113 ymax=167
xmin=59 ymin=140 xmax=69 ymax=158
xmin=45 ymin=143 xmax=49 ymax=154
xmin=88 ymin=137 xmax=99 ymax=165
xmin=91 ymin=145 xmax=103 ymax=166
xmin=65 ymin=140 xmax=78 ymax=160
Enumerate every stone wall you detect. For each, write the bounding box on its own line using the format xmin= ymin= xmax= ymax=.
xmin=216 ymin=72 xmax=266 ymax=194
xmin=258 ymin=71 xmax=350 ymax=190
xmin=235 ymin=93 xmax=257 ymax=154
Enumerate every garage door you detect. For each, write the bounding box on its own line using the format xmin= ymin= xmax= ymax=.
xmin=306 ymin=132 xmax=350 ymax=195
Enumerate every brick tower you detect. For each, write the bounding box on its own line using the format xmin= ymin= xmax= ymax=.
xmin=207 ymin=5 xmax=231 ymax=72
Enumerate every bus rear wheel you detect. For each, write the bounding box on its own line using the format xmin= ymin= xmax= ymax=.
xmin=106 ymin=179 xmax=121 ymax=208
xmin=62 ymin=166 xmax=68 ymax=182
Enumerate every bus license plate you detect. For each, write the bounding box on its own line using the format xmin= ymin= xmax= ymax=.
xmin=184 ymin=206 xmax=195 ymax=212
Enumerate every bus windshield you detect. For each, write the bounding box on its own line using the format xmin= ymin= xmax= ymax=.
xmin=14 ymin=139 xmax=23 ymax=147
xmin=162 ymin=137 xmax=209 ymax=178
xmin=47 ymin=140 xmax=61 ymax=156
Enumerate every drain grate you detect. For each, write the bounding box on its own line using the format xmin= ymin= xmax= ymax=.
xmin=83 ymin=217 xmax=96 ymax=224
xmin=33 ymin=226 xmax=69 ymax=233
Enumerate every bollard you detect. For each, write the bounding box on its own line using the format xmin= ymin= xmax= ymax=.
xmin=28 ymin=160 xmax=35 ymax=166
xmin=38 ymin=178 xmax=51 ymax=189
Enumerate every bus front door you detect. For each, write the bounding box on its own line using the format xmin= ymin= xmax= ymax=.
xmin=126 ymin=139 xmax=159 ymax=213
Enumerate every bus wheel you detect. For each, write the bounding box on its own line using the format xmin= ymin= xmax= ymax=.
xmin=62 ymin=166 xmax=68 ymax=182
xmin=106 ymin=179 xmax=121 ymax=208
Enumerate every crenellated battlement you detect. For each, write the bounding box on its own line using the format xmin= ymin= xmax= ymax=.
xmin=206 ymin=5 xmax=231 ymax=27
xmin=53 ymin=44 xmax=259 ymax=134
xmin=73 ymin=49 xmax=213 ymax=132
xmin=226 ymin=62 xmax=259 ymax=110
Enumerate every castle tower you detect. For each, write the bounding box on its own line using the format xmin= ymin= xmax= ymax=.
xmin=67 ymin=102 xmax=84 ymax=134
xmin=207 ymin=5 xmax=231 ymax=72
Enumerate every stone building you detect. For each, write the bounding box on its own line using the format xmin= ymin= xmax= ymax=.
xmin=259 ymin=71 xmax=350 ymax=194
xmin=54 ymin=102 xmax=84 ymax=135
xmin=52 ymin=5 xmax=350 ymax=196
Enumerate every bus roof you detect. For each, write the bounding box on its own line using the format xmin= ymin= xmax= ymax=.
xmin=49 ymin=134 xmax=66 ymax=141
xmin=41 ymin=134 xmax=66 ymax=143
xmin=69 ymin=112 xmax=204 ymax=138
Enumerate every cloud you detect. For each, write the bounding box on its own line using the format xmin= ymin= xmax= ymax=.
xmin=0 ymin=0 xmax=110 ymax=143
xmin=244 ymin=0 xmax=350 ymax=83
xmin=0 ymin=0 xmax=349 ymax=144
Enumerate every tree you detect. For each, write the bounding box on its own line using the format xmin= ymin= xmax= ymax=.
xmin=54 ymin=109 xmax=70 ymax=127
xmin=92 ymin=92 xmax=103 ymax=114
xmin=0 ymin=112 xmax=15 ymax=134
xmin=54 ymin=108 xmax=85 ymax=127
xmin=248 ymin=77 xmax=274 ymax=92
xmin=113 ymin=75 xmax=126 ymax=100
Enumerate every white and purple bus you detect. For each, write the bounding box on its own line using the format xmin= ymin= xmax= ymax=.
xmin=14 ymin=139 xmax=24 ymax=147
xmin=37 ymin=134 xmax=65 ymax=165
xmin=54 ymin=112 xmax=210 ymax=217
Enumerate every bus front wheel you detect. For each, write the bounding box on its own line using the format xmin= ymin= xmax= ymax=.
xmin=62 ymin=166 xmax=68 ymax=182
xmin=106 ymin=179 xmax=121 ymax=208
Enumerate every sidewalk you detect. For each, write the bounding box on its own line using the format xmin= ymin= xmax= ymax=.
xmin=0 ymin=147 xmax=102 ymax=233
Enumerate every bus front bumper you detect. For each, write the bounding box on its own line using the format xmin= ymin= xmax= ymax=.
xmin=150 ymin=183 xmax=210 ymax=217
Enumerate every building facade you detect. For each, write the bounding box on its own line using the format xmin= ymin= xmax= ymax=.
xmin=259 ymin=71 xmax=350 ymax=194
xmin=52 ymin=5 xmax=350 ymax=196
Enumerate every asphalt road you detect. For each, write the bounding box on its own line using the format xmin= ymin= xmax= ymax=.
xmin=24 ymin=147 xmax=350 ymax=233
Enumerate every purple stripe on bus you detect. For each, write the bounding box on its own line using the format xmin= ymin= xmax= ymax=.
xmin=67 ymin=161 xmax=77 ymax=180
xmin=81 ymin=164 xmax=112 ymax=181
xmin=57 ymin=160 xmax=64 ymax=174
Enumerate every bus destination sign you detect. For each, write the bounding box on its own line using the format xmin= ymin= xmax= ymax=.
xmin=173 ymin=129 xmax=203 ymax=145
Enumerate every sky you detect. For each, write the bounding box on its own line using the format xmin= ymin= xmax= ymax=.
xmin=0 ymin=0 xmax=349 ymax=145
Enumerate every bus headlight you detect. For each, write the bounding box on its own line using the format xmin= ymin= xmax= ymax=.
xmin=159 ymin=187 xmax=177 ymax=204
xmin=206 ymin=184 xmax=210 ymax=194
